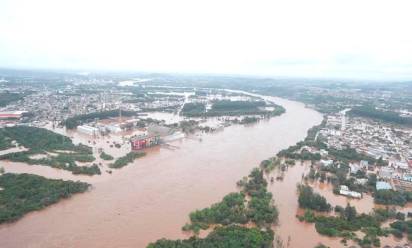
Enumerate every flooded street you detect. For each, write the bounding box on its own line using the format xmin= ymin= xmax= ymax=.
xmin=0 ymin=95 xmax=325 ymax=248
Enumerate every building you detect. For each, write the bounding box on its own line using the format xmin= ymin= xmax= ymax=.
xmin=376 ymin=181 xmax=392 ymax=191
xmin=349 ymin=163 xmax=362 ymax=174
xmin=130 ymin=134 xmax=160 ymax=150
xmin=393 ymin=177 xmax=412 ymax=192
xmin=320 ymin=159 xmax=334 ymax=167
xmin=77 ymin=125 xmax=99 ymax=136
xmin=379 ymin=167 xmax=394 ymax=179
xmin=0 ymin=111 xmax=26 ymax=119
xmin=105 ymin=124 xmax=122 ymax=133
xmin=339 ymin=185 xmax=362 ymax=198
xmin=360 ymin=160 xmax=369 ymax=168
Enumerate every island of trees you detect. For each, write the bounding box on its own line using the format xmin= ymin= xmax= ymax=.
xmin=148 ymin=167 xmax=280 ymax=248
xmin=100 ymin=151 xmax=114 ymax=160
xmin=181 ymin=100 xmax=285 ymax=118
xmin=109 ymin=151 xmax=145 ymax=169
xmin=0 ymin=173 xmax=89 ymax=223
xmin=0 ymin=126 xmax=100 ymax=175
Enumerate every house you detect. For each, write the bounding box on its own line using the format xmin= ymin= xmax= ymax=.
xmin=360 ymin=160 xmax=369 ymax=168
xmin=379 ymin=167 xmax=394 ymax=179
xmin=393 ymin=177 xmax=412 ymax=192
xmin=320 ymin=159 xmax=334 ymax=167
xmin=339 ymin=185 xmax=362 ymax=198
xmin=349 ymin=163 xmax=362 ymax=174
xmin=376 ymin=181 xmax=392 ymax=191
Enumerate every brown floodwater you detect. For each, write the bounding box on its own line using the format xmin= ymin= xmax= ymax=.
xmin=2 ymin=94 xmax=408 ymax=248
xmin=268 ymin=162 xmax=412 ymax=247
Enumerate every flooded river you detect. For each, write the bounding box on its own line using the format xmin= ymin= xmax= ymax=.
xmin=0 ymin=94 xmax=347 ymax=248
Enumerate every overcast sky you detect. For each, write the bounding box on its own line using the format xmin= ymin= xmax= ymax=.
xmin=0 ymin=0 xmax=411 ymax=80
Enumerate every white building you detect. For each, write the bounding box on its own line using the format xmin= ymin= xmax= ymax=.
xmin=320 ymin=159 xmax=334 ymax=167
xmin=106 ymin=124 xmax=122 ymax=133
xmin=376 ymin=181 xmax=392 ymax=191
xmin=339 ymin=185 xmax=362 ymax=198
xmin=77 ymin=125 xmax=99 ymax=136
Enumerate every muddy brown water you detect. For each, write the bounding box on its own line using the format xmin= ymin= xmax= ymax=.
xmin=1 ymin=95 xmax=408 ymax=248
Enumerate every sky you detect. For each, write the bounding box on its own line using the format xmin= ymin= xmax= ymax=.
xmin=0 ymin=0 xmax=411 ymax=80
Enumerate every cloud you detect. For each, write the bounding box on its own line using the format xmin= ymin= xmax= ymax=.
xmin=0 ymin=0 xmax=411 ymax=80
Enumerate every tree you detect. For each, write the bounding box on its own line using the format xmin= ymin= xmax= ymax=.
xmin=343 ymin=204 xmax=357 ymax=221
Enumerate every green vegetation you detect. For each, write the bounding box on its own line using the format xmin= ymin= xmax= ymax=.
xmin=0 ymin=151 xmax=100 ymax=175
xmin=0 ymin=126 xmax=99 ymax=175
xmin=240 ymin=116 xmax=259 ymax=124
xmin=0 ymin=173 xmax=89 ymax=223
xmin=209 ymin=100 xmax=266 ymax=115
xmin=0 ymin=126 xmax=82 ymax=151
xmin=298 ymin=206 xmax=400 ymax=247
xmin=100 ymin=151 xmax=114 ymax=160
xmin=207 ymin=100 xmax=284 ymax=117
xmin=148 ymin=225 xmax=274 ymax=248
xmin=259 ymin=157 xmax=281 ymax=173
xmin=297 ymin=185 xmax=331 ymax=212
xmin=0 ymin=92 xmax=27 ymax=107
xmin=183 ymin=168 xmax=278 ymax=233
xmin=183 ymin=192 xmax=248 ymax=232
xmin=109 ymin=152 xmax=145 ymax=168
xmin=181 ymin=103 xmax=206 ymax=116
xmin=327 ymin=147 xmax=377 ymax=165
xmin=179 ymin=120 xmax=200 ymax=133
xmin=181 ymin=100 xmax=285 ymax=118
xmin=277 ymin=119 xmax=326 ymax=161
xmin=374 ymin=189 xmax=412 ymax=206
xmin=350 ymin=105 xmax=412 ymax=126
xmin=389 ymin=220 xmax=412 ymax=240
xmin=0 ymin=131 xmax=12 ymax=150
xmin=63 ymin=109 xmax=137 ymax=129
xmin=151 ymin=163 xmax=278 ymax=247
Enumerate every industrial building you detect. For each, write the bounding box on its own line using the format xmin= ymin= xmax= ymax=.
xmin=130 ymin=134 xmax=160 ymax=150
xmin=77 ymin=125 xmax=99 ymax=136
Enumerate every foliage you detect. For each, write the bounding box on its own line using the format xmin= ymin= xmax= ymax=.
xmin=181 ymin=103 xmax=206 ymax=116
xmin=299 ymin=206 xmax=399 ymax=247
xmin=185 ymin=193 xmax=248 ymax=232
xmin=183 ymin=168 xmax=278 ymax=233
xmin=181 ymin=100 xmax=285 ymax=118
xmin=0 ymin=126 xmax=80 ymax=151
xmin=109 ymin=152 xmax=145 ymax=168
xmin=259 ymin=157 xmax=280 ymax=173
xmin=100 ymin=152 xmax=114 ymax=160
xmin=0 ymin=92 xmax=27 ymax=107
xmin=350 ymin=105 xmax=412 ymax=126
xmin=374 ymin=189 xmax=412 ymax=206
xmin=240 ymin=116 xmax=259 ymax=124
xmin=390 ymin=220 xmax=412 ymax=239
xmin=297 ymin=185 xmax=331 ymax=212
xmin=0 ymin=126 xmax=99 ymax=175
xmin=0 ymin=173 xmax=89 ymax=223
xmin=63 ymin=109 xmax=137 ymax=129
xmin=327 ymin=147 xmax=376 ymax=164
xmin=148 ymin=225 xmax=274 ymax=248
xmin=0 ymin=151 xmax=100 ymax=175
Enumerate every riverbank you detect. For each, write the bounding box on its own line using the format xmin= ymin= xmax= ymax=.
xmin=0 ymin=95 xmax=323 ymax=248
